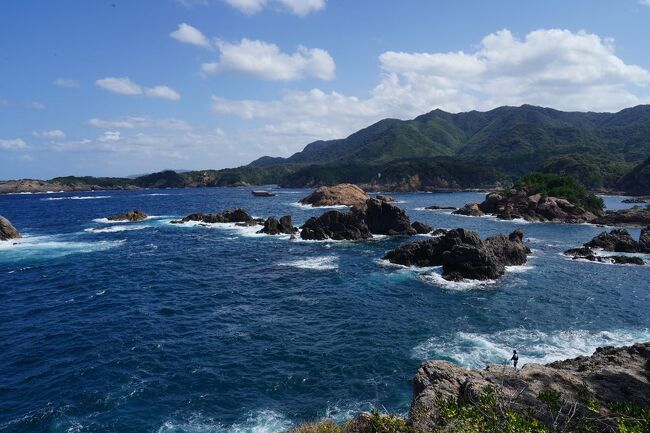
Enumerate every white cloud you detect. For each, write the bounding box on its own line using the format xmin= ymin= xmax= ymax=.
xmin=0 ymin=138 xmax=28 ymax=150
xmin=99 ymin=131 xmax=121 ymax=142
xmin=202 ymin=38 xmax=335 ymax=80
xmin=0 ymin=100 xmax=45 ymax=110
xmin=33 ymin=129 xmax=65 ymax=139
xmin=88 ymin=116 xmax=192 ymax=130
xmin=144 ymin=85 xmax=182 ymax=101
xmin=170 ymin=23 xmax=211 ymax=48
xmin=210 ymin=28 xmax=650 ymax=157
xmin=222 ymin=0 xmax=325 ymax=15
xmin=54 ymin=78 xmax=80 ymax=88
xmin=640 ymin=0 xmax=650 ymax=6
xmin=96 ymin=77 xmax=181 ymax=100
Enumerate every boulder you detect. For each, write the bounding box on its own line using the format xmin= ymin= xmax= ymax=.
xmin=363 ymin=198 xmax=416 ymax=236
xmin=299 ymin=183 xmax=369 ymax=207
xmin=0 ymin=215 xmax=20 ymax=241
xmin=409 ymin=343 xmax=650 ymax=432
xmin=173 ymin=208 xmax=255 ymax=224
xmin=257 ymin=215 xmax=298 ymax=235
xmin=584 ymin=229 xmax=639 ymax=253
xmin=107 ymin=210 xmax=148 ymax=222
xmin=452 ymin=203 xmax=484 ymax=217
xmin=300 ymin=208 xmax=371 ymax=241
xmin=384 ymin=228 xmax=530 ymax=280
xmin=411 ymin=221 xmax=433 ymax=234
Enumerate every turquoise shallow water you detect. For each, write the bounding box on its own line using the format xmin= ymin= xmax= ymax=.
xmin=1 ymin=188 xmax=648 ymax=433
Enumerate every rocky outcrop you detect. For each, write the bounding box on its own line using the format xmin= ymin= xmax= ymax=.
xmin=0 ymin=215 xmax=20 ymax=241
xmin=363 ymin=198 xmax=416 ymax=236
xmin=592 ymin=209 xmax=650 ymax=227
xmin=640 ymin=226 xmax=650 ymax=252
xmin=299 ymin=184 xmax=370 ymax=207
xmin=107 ymin=210 xmax=148 ymax=222
xmin=300 ymin=208 xmax=371 ymax=241
xmin=584 ymin=229 xmax=641 ymax=253
xmin=257 ymin=215 xmax=298 ymax=235
xmin=409 ymin=343 xmax=650 ymax=432
xmin=171 ymin=208 xmax=256 ymax=225
xmin=564 ymin=247 xmax=645 ymax=265
xmin=455 ymin=191 xmax=598 ymax=223
xmin=384 ymin=228 xmax=531 ymax=280
xmin=411 ymin=221 xmax=433 ymax=234
xmin=622 ymin=197 xmax=648 ymax=204
xmin=375 ymin=194 xmax=397 ymax=202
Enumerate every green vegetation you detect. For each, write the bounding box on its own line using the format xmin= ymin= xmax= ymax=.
xmin=514 ymin=173 xmax=605 ymax=213
xmin=539 ymin=154 xmax=633 ymax=190
xmin=617 ymin=158 xmax=650 ymax=196
xmin=286 ymin=388 xmax=649 ymax=433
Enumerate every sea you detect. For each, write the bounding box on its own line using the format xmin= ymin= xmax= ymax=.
xmin=1 ymin=188 xmax=648 ymax=433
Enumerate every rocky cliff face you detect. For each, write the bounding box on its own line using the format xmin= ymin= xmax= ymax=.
xmin=409 ymin=343 xmax=650 ymax=432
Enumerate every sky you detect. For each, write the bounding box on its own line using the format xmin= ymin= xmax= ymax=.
xmin=2 ymin=0 xmax=650 ymax=179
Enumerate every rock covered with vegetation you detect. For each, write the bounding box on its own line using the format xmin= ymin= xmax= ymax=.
xmin=383 ymin=228 xmax=530 ymax=280
xmin=299 ymin=184 xmax=370 ymax=207
xmin=0 ymin=215 xmax=21 ymax=241
xmin=107 ymin=210 xmax=148 ymax=222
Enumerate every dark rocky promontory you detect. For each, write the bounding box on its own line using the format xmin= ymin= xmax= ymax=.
xmin=0 ymin=215 xmax=21 ymax=241
xmin=383 ymin=228 xmax=530 ymax=280
xmin=107 ymin=210 xmax=148 ymax=222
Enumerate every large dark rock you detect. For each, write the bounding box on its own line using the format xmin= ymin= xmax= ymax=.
xmin=0 ymin=215 xmax=20 ymax=241
xmin=300 ymin=208 xmax=371 ymax=241
xmin=107 ymin=210 xmax=148 ymax=222
xmin=640 ymin=226 xmax=650 ymax=253
xmin=363 ymin=198 xmax=416 ymax=236
xmin=411 ymin=221 xmax=433 ymax=234
xmin=173 ymin=208 xmax=255 ymax=224
xmin=455 ymin=191 xmax=598 ymax=223
xmin=425 ymin=205 xmax=457 ymax=210
xmin=384 ymin=228 xmax=530 ymax=280
xmin=410 ymin=343 xmax=650 ymax=432
xmin=584 ymin=229 xmax=639 ymax=252
xmin=258 ymin=215 xmax=297 ymax=235
xmin=564 ymin=246 xmax=645 ymax=265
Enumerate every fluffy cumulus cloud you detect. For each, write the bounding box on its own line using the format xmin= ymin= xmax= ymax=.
xmin=201 ymin=38 xmax=335 ymax=80
xmin=210 ymin=28 xmax=650 ymax=157
xmin=95 ymin=77 xmax=181 ymax=100
xmin=33 ymin=130 xmax=65 ymax=139
xmin=0 ymin=138 xmax=28 ymax=150
xmin=170 ymin=23 xmax=211 ymax=48
xmin=222 ymin=0 xmax=325 ymax=16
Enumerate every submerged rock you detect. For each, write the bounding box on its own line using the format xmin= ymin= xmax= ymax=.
xmin=257 ymin=215 xmax=298 ymax=235
xmin=410 ymin=343 xmax=650 ymax=432
xmin=107 ymin=210 xmax=148 ymax=222
xmin=300 ymin=208 xmax=371 ymax=241
xmin=363 ymin=198 xmax=416 ymax=236
xmin=172 ymin=208 xmax=256 ymax=224
xmin=425 ymin=205 xmax=457 ymax=210
xmin=0 ymin=215 xmax=20 ymax=241
xmin=384 ymin=228 xmax=531 ymax=280
xmin=299 ymin=183 xmax=369 ymax=207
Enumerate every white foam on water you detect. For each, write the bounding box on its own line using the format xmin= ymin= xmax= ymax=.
xmin=413 ymin=207 xmax=454 ymax=213
xmin=278 ymin=256 xmax=339 ymax=270
xmin=413 ymin=328 xmax=650 ymax=369
xmin=170 ymin=220 xmax=283 ymax=239
xmin=419 ymin=271 xmax=498 ymax=291
xmin=84 ymin=225 xmax=148 ymax=233
xmin=42 ymin=195 xmax=112 ymax=201
xmin=290 ymin=202 xmax=350 ymax=210
xmin=139 ymin=193 xmax=170 ymax=196
xmin=505 ymin=264 xmax=535 ymax=273
xmin=92 ymin=215 xmax=170 ymax=224
xmin=157 ymin=410 xmax=293 ymax=433
xmin=0 ymin=235 xmax=124 ymax=260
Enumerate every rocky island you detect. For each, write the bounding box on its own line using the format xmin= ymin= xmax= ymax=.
xmin=564 ymin=227 xmax=649 ymax=265
xmin=107 ymin=210 xmax=148 ymax=222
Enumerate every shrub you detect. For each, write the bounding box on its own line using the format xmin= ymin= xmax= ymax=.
xmin=514 ymin=172 xmax=604 ymax=213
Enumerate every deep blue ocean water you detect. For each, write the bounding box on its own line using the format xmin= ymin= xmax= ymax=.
xmin=1 ymin=188 xmax=649 ymax=433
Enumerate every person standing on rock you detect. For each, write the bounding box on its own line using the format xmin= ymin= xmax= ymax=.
xmin=510 ymin=350 xmax=519 ymax=369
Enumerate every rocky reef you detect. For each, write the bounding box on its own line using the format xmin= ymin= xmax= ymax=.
xmin=107 ymin=210 xmax=148 ymax=222
xmin=171 ymin=208 xmax=259 ymax=225
xmin=383 ymin=228 xmax=530 ymax=280
xmin=563 ymin=227 xmax=649 ymax=265
xmin=454 ymin=191 xmax=598 ymax=223
xmin=257 ymin=215 xmax=298 ymax=235
xmin=592 ymin=209 xmax=650 ymax=227
xmin=0 ymin=215 xmax=21 ymax=241
xmin=299 ymin=184 xmax=370 ymax=207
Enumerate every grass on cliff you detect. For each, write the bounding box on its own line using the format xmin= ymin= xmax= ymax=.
xmin=513 ymin=172 xmax=605 ymax=213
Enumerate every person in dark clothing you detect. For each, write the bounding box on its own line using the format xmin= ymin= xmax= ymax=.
xmin=510 ymin=350 xmax=519 ymax=369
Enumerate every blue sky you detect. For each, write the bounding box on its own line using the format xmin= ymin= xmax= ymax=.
xmin=2 ymin=0 xmax=650 ymax=179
